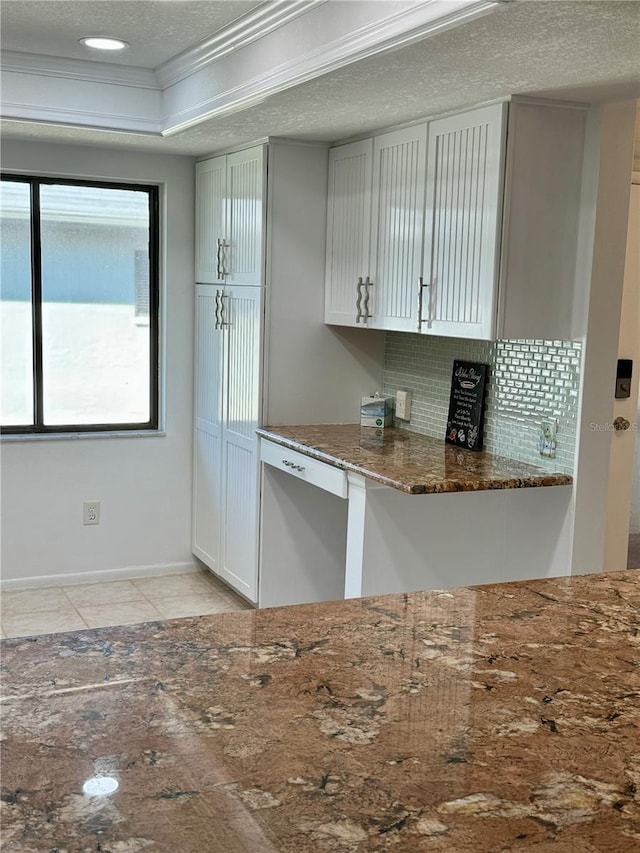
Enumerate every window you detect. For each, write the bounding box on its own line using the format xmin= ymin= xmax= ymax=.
xmin=0 ymin=175 xmax=159 ymax=434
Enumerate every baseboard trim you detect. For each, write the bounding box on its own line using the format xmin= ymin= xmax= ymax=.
xmin=0 ymin=561 xmax=199 ymax=590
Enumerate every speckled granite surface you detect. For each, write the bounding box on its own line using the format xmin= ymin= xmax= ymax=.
xmin=258 ymin=425 xmax=573 ymax=493
xmin=2 ymin=570 xmax=639 ymax=852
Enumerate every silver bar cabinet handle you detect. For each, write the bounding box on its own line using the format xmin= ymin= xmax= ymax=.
xmin=216 ymin=238 xmax=223 ymax=279
xmin=214 ymin=289 xmax=221 ymax=329
xmin=417 ymin=276 xmax=430 ymax=329
xmin=362 ymin=276 xmax=373 ymax=322
xmin=217 ymin=237 xmax=229 ymax=279
xmin=219 ymin=292 xmax=230 ymax=328
xmin=355 ymin=276 xmax=364 ymax=324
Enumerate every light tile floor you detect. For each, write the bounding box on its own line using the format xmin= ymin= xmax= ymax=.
xmin=0 ymin=570 xmax=252 ymax=640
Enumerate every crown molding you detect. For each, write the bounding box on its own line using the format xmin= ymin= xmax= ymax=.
xmin=1 ymin=101 xmax=162 ymax=134
xmin=1 ymin=0 xmax=501 ymax=140
xmin=156 ymin=0 xmax=326 ymax=89
xmin=162 ymin=0 xmax=500 ymax=135
xmin=1 ymin=50 xmax=159 ymax=89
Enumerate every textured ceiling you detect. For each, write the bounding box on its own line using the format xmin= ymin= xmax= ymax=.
xmin=0 ymin=0 xmax=263 ymax=67
xmin=1 ymin=1 xmax=639 ymax=156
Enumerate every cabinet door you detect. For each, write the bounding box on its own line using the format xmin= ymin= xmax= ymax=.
xmin=225 ymin=147 xmax=264 ymax=286
xmin=422 ymin=104 xmax=506 ymax=339
xmin=219 ymin=285 xmax=262 ymax=602
xmin=370 ymin=124 xmax=427 ymax=332
xmin=195 ymin=157 xmax=227 ymax=284
xmin=192 ymin=285 xmax=224 ymax=572
xmin=324 ymin=139 xmax=373 ymax=326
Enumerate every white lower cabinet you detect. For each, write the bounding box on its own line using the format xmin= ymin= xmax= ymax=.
xmin=259 ymin=441 xmax=349 ymax=609
xmin=193 ymin=284 xmax=261 ymax=602
xmin=193 ymin=287 xmax=223 ymax=574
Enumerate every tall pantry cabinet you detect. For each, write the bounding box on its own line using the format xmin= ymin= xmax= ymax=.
xmin=193 ymin=146 xmax=263 ymax=601
xmin=193 ymin=140 xmax=385 ymax=604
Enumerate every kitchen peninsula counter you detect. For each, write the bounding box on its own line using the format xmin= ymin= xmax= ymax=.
xmin=257 ymin=424 xmax=572 ymax=494
xmin=2 ymin=569 xmax=639 ymax=852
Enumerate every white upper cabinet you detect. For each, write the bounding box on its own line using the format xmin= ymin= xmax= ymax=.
xmin=324 ymin=140 xmax=372 ymax=327
xmin=421 ymin=104 xmax=506 ymax=339
xmin=226 ymin=149 xmax=264 ymax=285
xmin=325 ymin=99 xmax=586 ymax=341
xmin=325 ymin=125 xmax=427 ymax=331
xmin=370 ymin=125 xmax=427 ymax=331
xmin=195 ymin=146 xmax=264 ymax=286
xmin=195 ymin=156 xmax=227 ymax=284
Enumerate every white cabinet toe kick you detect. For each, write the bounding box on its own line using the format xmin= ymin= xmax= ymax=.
xmin=259 ymin=438 xmax=573 ymax=608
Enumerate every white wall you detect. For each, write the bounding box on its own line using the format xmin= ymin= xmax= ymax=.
xmin=604 ymin=181 xmax=640 ymax=562
xmin=632 ymin=386 xmax=640 ymax=533
xmin=0 ymin=139 xmax=196 ymax=585
xmin=571 ymin=101 xmax=636 ymax=573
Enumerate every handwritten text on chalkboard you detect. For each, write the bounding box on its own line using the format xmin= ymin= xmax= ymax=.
xmin=445 ymin=360 xmax=489 ymax=451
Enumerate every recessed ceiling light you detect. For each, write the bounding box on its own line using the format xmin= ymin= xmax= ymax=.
xmin=80 ymin=37 xmax=130 ymax=51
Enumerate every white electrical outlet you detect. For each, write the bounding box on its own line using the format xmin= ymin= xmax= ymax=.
xmin=539 ymin=419 xmax=557 ymax=459
xmin=396 ymin=390 xmax=412 ymax=421
xmin=83 ymin=501 xmax=100 ymax=526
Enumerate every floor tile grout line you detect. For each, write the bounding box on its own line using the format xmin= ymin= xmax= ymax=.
xmin=62 ymin=578 xmax=148 ymax=609
xmin=75 ymin=599 xmax=165 ymax=618
xmin=1 ymin=573 xmax=248 ymax=637
xmin=61 ymin=585 xmax=94 ymax=626
xmin=65 ymin=589 xmax=92 ymax=630
xmin=2 ymin=606 xmax=92 ymax=639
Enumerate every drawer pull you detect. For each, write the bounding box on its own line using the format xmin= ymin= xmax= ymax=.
xmin=282 ymin=459 xmax=305 ymax=473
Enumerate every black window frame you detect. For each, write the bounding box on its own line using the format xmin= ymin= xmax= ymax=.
xmin=0 ymin=173 xmax=160 ymax=435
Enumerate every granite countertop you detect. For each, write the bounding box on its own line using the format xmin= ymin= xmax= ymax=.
xmin=2 ymin=569 xmax=639 ymax=852
xmin=258 ymin=424 xmax=573 ymax=494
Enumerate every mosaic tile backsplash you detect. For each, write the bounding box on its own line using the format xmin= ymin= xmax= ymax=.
xmin=383 ymin=334 xmax=583 ymax=474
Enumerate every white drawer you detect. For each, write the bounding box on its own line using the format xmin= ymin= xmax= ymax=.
xmin=260 ymin=439 xmax=348 ymax=499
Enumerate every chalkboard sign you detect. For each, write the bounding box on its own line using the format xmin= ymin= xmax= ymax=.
xmin=445 ymin=360 xmax=489 ymax=451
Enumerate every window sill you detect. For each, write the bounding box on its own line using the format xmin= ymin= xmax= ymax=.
xmin=0 ymin=430 xmax=166 ymax=442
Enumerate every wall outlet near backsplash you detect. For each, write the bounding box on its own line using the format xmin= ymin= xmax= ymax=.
xmin=395 ymin=390 xmax=412 ymax=421
xmin=539 ymin=418 xmax=558 ymax=459
xmin=383 ymin=334 xmax=581 ymax=474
